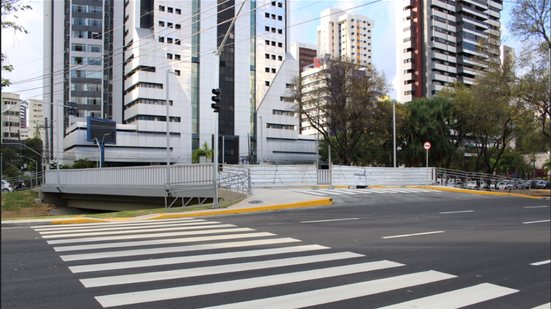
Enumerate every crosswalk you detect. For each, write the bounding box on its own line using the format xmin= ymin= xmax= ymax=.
xmin=293 ymin=187 xmax=443 ymax=197
xmin=31 ymin=218 xmax=542 ymax=308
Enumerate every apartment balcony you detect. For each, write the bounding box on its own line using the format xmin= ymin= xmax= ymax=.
xmin=458 ymin=15 xmax=489 ymax=30
xmin=489 ymin=1 xmax=502 ymax=11
xmin=458 ymin=4 xmax=488 ymax=20
xmin=431 ymin=72 xmax=455 ymax=83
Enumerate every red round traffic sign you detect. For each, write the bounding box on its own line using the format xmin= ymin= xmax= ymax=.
xmin=423 ymin=141 xmax=431 ymax=150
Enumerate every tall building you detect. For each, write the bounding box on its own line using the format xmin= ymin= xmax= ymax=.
xmin=26 ymin=99 xmax=46 ymax=141
xmin=45 ymin=0 xmax=315 ymax=165
xmin=500 ymin=44 xmax=515 ymax=64
xmin=1 ymin=92 xmax=24 ymax=141
xmin=317 ymin=8 xmax=373 ymax=66
xmin=290 ymin=42 xmax=317 ymax=72
xmin=397 ymin=0 xmax=503 ymax=103
xmin=43 ymin=0 xmax=124 ymax=160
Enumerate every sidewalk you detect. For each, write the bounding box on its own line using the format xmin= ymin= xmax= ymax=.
xmin=1 ymin=187 xmax=332 ymax=226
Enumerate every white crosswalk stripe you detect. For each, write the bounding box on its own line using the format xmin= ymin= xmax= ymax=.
xmin=377 ymin=283 xmax=519 ymax=309
xmin=33 ymin=218 xmax=523 ymax=308
xmin=294 ymin=188 xmax=442 ymax=197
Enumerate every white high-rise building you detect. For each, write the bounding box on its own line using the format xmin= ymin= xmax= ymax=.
xmin=1 ymin=92 xmax=24 ymax=141
xmin=397 ymin=0 xmax=503 ymax=103
xmin=317 ymin=8 xmax=373 ymax=66
xmin=26 ymin=99 xmax=46 ymax=141
xmin=45 ymin=0 xmax=315 ymax=165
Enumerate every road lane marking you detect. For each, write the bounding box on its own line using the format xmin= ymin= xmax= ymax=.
xmin=531 ymin=303 xmax=551 ymax=309
xmin=47 ymin=227 xmax=255 ymax=245
xmin=530 ymin=260 xmax=550 ymax=266
xmin=69 ymin=244 xmax=328 ymax=273
xmin=316 ymin=189 xmax=344 ymax=196
xmin=332 ymin=190 xmax=360 ymax=195
xmin=524 ymin=206 xmax=549 ymax=209
xmin=31 ymin=218 xmax=194 ymax=230
xmin=37 ymin=220 xmax=213 ymax=234
xmin=439 ymin=210 xmax=475 ymax=214
xmin=94 ymin=260 xmax=405 ymax=307
xmin=55 ymin=232 xmax=276 ymax=253
xmin=41 ymin=223 xmax=235 ymax=239
xmin=377 ymin=283 xmax=518 ymax=309
xmin=59 ymin=237 xmax=299 ymax=261
xmin=382 ymin=231 xmax=445 ymax=239
xmin=293 ymin=189 xmax=329 ymax=196
xmin=81 ymin=252 xmax=364 ymax=287
xmin=522 ymin=219 xmax=551 ymax=225
xmin=301 ymin=218 xmax=359 ymax=224
xmin=202 ymin=271 xmax=456 ymax=309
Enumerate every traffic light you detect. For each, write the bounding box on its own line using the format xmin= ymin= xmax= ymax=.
xmin=211 ymin=88 xmax=221 ymax=113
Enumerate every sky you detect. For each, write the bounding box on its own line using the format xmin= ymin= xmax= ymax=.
xmin=1 ymin=0 xmax=521 ymax=102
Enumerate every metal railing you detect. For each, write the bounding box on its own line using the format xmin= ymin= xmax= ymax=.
xmin=435 ymin=167 xmax=541 ymax=192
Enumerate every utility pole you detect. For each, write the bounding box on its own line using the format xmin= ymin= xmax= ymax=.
xmin=211 ymin=0 xmax=246 ymax=208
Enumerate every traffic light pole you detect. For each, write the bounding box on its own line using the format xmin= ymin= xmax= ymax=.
xmin=211 ymin=0 xmax=246 ymax=208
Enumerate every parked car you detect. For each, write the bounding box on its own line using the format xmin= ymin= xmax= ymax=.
xmin=465 ymin=181 xmax=478 ymax=189
xmin=497 ymin=181 xmax=513 ymax=191
xmin=534 ymin=180 xmax=550 ymax=189
xmin=1 ymin=179 xmax=14 ymax=193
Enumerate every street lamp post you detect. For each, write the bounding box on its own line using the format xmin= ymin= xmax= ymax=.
xmin=166 ymin=70 xmax=175 ymax=185
xmin=393 ymin=100 xmax=397 ymax=168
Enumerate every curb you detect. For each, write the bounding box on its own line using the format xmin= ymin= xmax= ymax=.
xmin=1 ymin=198 xmax=333 ymax=226
xmin=414 ymin=185 xmax=547 ymax=199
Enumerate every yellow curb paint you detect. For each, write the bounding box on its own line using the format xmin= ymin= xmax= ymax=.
xmin=150 ymin=198 xmax=333 ymax=220
xmin=51 ymin=217 xmax=109 ymax=225
xmin=413 ymin=186 xmax=545 ymax=199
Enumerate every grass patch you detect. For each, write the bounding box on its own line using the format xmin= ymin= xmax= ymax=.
xmin=1 ymin=190 xmax=41 ymax=211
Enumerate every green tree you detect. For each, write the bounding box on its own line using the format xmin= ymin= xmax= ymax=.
xmin=292 ymin=58 xmax=388 ymax=165
xmin=192 ymin=142 xmax=213 ymax=163
xmin=401 ymin=97 xmax=455 ymax=167
xmin=72 ymin=159 xmax=97 ymax=169
xmin=1 ymin=0 xmax=32 ymax=87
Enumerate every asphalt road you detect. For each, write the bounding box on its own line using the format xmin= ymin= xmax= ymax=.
xmin=2 ymin=190 xmax=549 ymax=309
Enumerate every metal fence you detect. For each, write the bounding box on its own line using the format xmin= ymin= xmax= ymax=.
xmin=45 ymin=164 xmax=214 ymax=187
xmin=435 ymin=167 xmax=544 ymax=192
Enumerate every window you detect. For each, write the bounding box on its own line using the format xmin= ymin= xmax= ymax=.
xmin=265 ymin=67 xmax=270 ymax=72
xmin=271 ymin=68 xmax=276 ymax=73
xmin=277 ymin=29 xmax=282 ymax=34
xmin=167 ymin=53 xmax=173 ymax=59
xmin=167 ymin=37 xmax=173 ymax=43
xmin=265 ymin=81 xmax=270 ymax=86
xmin=174 ymin=70 xmax=181 ymax=76
xmin=265 ymin=26 xmax=270 ymax=31
xmin=278 ymin=2 xmax=283 ymax=7
xmin=271 ymin=55 xmax=276 ymax=60
xmin=265 ymin=40 xmax=270 ymax=45
xmin=175 ymin=8 xmax=181 ymax=14
xmin=278 ymin=55 xmax=283 ymax=61
xmin=175 ymin=39 xmax=181 ymax=45
xmin=175 ymin=24 xmax=181 ymax=29
xmin=159 ymin=5 xmax=165 ymax=11
xmin=168 ymin=22 xmax=173 ymax=28
xmin=265 ymin=12 xmax=269 ymax=18
xmin=271 ymin=41 xmax=276 ymax=46
xmin=277 ymin=42 xmax=282 ymax=47
xmin=167 ymin=7 xmax=173 ymax=13
xmin=271 ymin=14 xmax=276 ymax=19
xmin=72 ymin=44 xmax=85 ymax=52
xmin=278 ymin=15 xmax=282 ymax=21
xmin=159 ymin=21 xmax=165 ymax=27
xmin=175 ymin=54 xmax=181 ymax=60
xmin=159 ymin=36 xmax=164 ymax=42
xmin=265 ymin=53 xmax=270 ymax=59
